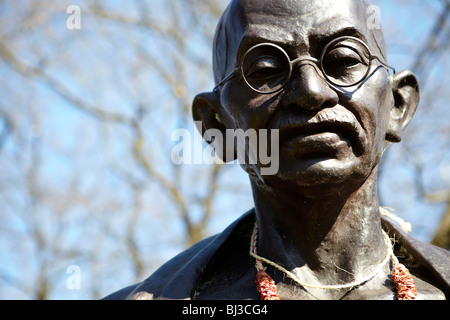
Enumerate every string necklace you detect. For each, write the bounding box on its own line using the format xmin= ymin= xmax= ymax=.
xmin=250 ymin=222 xmax=418 ymax=300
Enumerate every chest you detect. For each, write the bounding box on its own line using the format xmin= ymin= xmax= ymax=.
xmin=194 ymin=268 xmax=446 ymax=300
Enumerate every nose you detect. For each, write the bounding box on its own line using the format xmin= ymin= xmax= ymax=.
xmin=282 ymin=63 xmax=338 ymax=111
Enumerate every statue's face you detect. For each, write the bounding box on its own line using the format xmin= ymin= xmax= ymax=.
xmin=216 ymin=0 xmax=394 ymax=189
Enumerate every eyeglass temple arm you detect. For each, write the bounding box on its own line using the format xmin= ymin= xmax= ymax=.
xmin=213 ymin=67 xmax=240 ymax=92
xmin=372 ymin=55 xmax=396 ymax=74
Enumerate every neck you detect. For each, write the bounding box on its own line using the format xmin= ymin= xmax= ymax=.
xmin=251 ymin=168 xmax=387 ymax=288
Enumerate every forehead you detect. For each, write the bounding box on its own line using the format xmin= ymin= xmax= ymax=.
xmin=232 ymin=0 xmax=374 ymax=54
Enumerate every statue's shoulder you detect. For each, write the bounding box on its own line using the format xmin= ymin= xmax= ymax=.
xmin=382 ymin=217 xmax=450 ymax=297
xmin=101 ymin=235 xmax=218 ymax=300
xmin=102 ymin=211 xmax=255 ymax=300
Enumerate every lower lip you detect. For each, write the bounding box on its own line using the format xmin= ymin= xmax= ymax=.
xmin=281 ymin=132 xmax=349 ymax=158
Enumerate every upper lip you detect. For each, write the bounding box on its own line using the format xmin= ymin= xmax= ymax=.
xmin=271 ymin=106 xmax=366 ymax=153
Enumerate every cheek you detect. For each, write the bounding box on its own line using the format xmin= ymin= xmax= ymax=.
xmin=344 ymin=75 xmax=391 ymax=159
xmin=220 ymin=84 xmax=281 ymax=131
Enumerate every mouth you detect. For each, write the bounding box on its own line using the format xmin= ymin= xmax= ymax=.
xmin=275 ymin=107 xmax=365 ymax=158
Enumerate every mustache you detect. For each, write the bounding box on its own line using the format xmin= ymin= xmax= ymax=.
xmin=269 ymin=106 xmax=366 ymax=151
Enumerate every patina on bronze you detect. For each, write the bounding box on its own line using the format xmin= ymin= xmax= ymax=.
xmin=104 ymin=0 xmax=449 ymax=300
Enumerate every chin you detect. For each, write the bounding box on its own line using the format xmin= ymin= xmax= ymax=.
xmin=260 ymin=156 xmax=372 ymax=191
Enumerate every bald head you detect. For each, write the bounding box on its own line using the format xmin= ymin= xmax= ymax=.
xmin=213 ymin=0 xmax=386 ymax=85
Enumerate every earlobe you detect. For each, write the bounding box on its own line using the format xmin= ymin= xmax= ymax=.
xmin=385 ymin=70 xmax=420 ymax=143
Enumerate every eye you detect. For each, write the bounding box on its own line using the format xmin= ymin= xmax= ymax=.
xmin=321 ymin=38 xmax=373 ymax=86
xmin=240 ymin=44 xmax=291 ymax=93
xmin=323 ymin=47 xmax=365 ymax=71
xmin=244 ymin=55 xmax=284 ymax=79
xmin=321 ymin=44 xmax=371 ymax=87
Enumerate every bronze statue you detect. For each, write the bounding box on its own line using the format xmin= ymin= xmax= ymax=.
xmin=104 ymin=0 xmax=449 ymax=300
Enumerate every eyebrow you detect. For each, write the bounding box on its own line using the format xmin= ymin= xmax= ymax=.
xmin=235 ymin=28 xmax=299 ymax=64
xmin=309 ymin=26 xmax=369 ymax=50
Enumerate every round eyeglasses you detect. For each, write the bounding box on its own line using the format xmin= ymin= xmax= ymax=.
xmin=213 ymin=36 xmax=396 ymax=94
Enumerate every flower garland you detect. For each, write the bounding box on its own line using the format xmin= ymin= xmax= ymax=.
xmin=250 ymin=222 xmax=417 ymax=300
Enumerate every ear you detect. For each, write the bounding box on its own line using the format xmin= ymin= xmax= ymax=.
xmin=385 ymin=70 xmax=420 ymax=143
xmin=192 ymin=91 xmax=234 ymax=162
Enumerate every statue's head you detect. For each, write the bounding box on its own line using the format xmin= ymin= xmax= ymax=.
xmin=193 ymin=0 xmax=420 ymax=191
